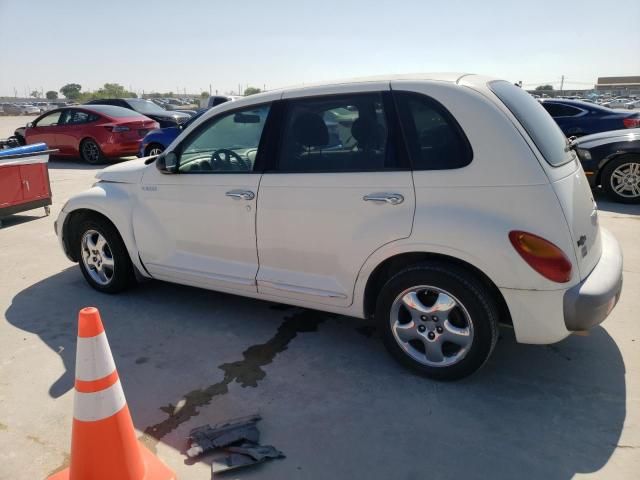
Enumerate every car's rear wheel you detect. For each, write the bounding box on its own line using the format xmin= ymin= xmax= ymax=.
xmin=80 ymin=138 xmax=104 ymax=164
xmin=376 ymin=262 xmax=499 ymax=380
xmin=145 ymin=143 xmax=165 ymax=156
xmin=77 ymin=217 xmax=134 ymax=293
xmin=602 ymin=156 xmax=640 ymax=204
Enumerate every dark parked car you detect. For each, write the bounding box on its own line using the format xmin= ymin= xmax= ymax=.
xmin=573 ymin=128 xmax=640 ymax=203
xmin=205 ymin=95 xmax=240 ymax=109
xmin=84 ymin=98 xmax=190 ymax=128
xmin=540 ymin=99 xmax=640 ymax=137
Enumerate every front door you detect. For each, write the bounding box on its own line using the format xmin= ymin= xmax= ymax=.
xmin=256 ymin=87 xmax=415 ymax=307
xmin=26 ymin=110 xmax=64 ymax=149
xmin=134 ymin=103 xmax=273 ymax=293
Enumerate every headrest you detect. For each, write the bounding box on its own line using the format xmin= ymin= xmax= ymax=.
xmin=292 ymin=112 xmax=329 ymax=147
xmin=351 ymin=118 xmax=379 ymax=147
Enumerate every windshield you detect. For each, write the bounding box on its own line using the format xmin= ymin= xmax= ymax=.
xmin=125 ymin=98 xmax=168 ymax=115
xmin=489 ymin=80 xmax=571 ymax=166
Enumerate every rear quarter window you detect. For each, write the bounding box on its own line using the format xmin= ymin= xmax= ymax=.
xmin=489 ymin=81 xmax=570 ymax=166
xmin=394 ymin=91 xmax=472 ymax=170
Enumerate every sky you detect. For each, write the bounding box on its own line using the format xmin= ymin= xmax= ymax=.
xmin=0 ymin=0 xmax=639 ymax=97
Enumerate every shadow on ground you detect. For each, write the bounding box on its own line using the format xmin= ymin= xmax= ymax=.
xmin=5 ymin=267 xmax=627 ymax=480
xmin=0 ymin=213 xmax=48 ymax=229
xmin=594 ymin=189 xmax=640 ymax=216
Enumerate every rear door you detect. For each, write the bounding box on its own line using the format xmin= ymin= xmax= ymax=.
xmin=56 ymin=109 xmax=99 ymax=155
xmin=255 ymin=85 xmax=415 ymax=306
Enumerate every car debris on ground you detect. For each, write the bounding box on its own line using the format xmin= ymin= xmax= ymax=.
xmin=185 ymin=414 xmax=285 ymax=475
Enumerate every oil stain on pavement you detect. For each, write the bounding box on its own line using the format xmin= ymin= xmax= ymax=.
xmin=142 ymin=308 xmax=326 ymax=451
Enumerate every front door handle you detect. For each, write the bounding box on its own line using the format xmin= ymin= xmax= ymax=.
xmin=363 ymin=192 xmax=404 ymax=205
xmin=226 ymin=189 xmax=255 ymax=200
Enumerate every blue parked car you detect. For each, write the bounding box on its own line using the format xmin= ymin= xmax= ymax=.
xmin=539 ymin=99 xmax=640 ymax=137
xmin=139 ymin=110 xmax=207 ymax=157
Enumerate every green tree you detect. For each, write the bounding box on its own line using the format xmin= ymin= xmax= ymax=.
xmin=80 ymin=83 xmax=137 ymax=101
xmin=30 ymin=90 xmax=39 ymax=98
xmin=60 ymin=83 xmax=82 ymax=99
xmin=46 ymin=90 xmax=58 ymax=100
xmin=535 ymin=84 xmax=554 ymax=91
xmin=200 ymin=91 xmax=209 ymax=98
xmin=243 ymin=86 xmax=262 ymax=96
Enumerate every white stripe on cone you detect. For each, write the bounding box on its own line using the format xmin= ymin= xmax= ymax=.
xmin=74 ymin=379 xmax=127 ymax=422
xmin=75 ymin=332 xmax=116 ymax=381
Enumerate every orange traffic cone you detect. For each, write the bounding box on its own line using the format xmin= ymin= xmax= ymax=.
xmin=49 ymin=307 xmax=176 ymax=480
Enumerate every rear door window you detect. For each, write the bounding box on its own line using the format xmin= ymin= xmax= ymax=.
xmin=489 ymin=80 xmax=570 ymax=166
xmin=275 ymin=92 xmax=399 ymax=172
xmin=541 ymin=103 xmax=583 ymax=117
xmin=394 ymin=91 xmax=472 ymax=170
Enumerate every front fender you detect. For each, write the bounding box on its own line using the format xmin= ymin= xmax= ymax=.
xmin=59 ymin=183 xmax=147 ymax=276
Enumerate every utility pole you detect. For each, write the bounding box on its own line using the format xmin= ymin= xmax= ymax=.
xmin=209 ymin=83 xmax=212 ymax=95
xmin=560 ymin=75 xmax=565 ymax=95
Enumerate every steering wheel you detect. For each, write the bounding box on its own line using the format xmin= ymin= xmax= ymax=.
xmin=211 ymin=149 xmax=249 ymax=171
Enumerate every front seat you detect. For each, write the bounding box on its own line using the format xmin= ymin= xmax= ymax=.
xmin=281 ymin=111 xmax=329 ymax=171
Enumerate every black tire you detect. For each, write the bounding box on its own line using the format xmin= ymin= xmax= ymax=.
xmin=375 ymin=262 xmax=499 ymax=380
xmin=76 ymin=216 xmax=134 ymax=293
xmin=80 ymin=138 xmax=105 ymax=164
xmin=145 ymin=143 xmax=165 ymax=156
xmin=601 ymin=155 xmax=640 ymax=204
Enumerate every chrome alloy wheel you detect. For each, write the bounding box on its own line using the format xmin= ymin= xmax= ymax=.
xmin=390 ymin=286 xmax=474 ymax=367
xmin=148 ymin=146 xmax=164 ymax=156
xmin=610 ymin=162 xmax=640 ymax=198
xmin=81 ymin=230 xmax=114 ymax=286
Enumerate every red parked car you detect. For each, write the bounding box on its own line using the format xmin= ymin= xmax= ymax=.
xmin=14 ymin=105 xmax=159 ymax=164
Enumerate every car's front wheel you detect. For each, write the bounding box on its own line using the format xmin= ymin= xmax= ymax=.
xmin=145 ymin=143 xmax=165 ymax=156
xmin=376 ymin=262 xmax=499 ymax=380
xmin=77 ymin=217 xmax=134 ymax=293
xmin=602 ymin=155 xmax=640 ymax=204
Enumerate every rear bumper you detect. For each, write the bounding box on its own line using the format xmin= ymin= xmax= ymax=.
xmin=563 ymin=228 xmax=623 ymax=331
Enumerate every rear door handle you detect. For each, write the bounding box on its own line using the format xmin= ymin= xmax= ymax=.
xmin=226 ymin=189 xmax=255 ymax=200
xmin=363 ymin=193 xmax=404 ymax=205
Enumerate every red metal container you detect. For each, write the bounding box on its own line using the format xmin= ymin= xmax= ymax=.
xmin=0 ymin=145 xmax=55 ymax=225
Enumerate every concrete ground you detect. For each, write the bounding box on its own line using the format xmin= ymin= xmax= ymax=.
xmin=1 ymin=115 xmax=639 ymax=479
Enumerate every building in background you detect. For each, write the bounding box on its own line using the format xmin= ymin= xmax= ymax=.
xmin=595 ymin=76 xmax=640 ymax=96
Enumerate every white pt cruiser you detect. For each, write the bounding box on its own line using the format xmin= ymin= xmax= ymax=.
xmin=55 ymin=74 xmax=623 ymax=380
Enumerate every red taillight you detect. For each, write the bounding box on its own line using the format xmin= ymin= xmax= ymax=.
xmin=623 ymin=117 xmax=640 ymax=129
xmin=509 ymin=231 xmax=572 ymax=283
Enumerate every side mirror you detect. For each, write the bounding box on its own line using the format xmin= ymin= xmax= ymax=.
xmin=26 ymin=122 xmax=34 ymax=128
xmin=156 ymin=151 xmax=179 ymax=174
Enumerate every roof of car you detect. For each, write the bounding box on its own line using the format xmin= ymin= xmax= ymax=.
xmin=225 ymin=73 xmax=488 ymax=107
xmin=277 ymin=72 xmax=474 ymax=91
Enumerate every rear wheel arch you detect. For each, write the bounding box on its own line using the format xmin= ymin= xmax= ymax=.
xmin=362 ymin=252 xmax=511 ymax=326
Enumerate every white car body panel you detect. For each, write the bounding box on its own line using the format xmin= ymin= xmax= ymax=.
xmin=134 ymin=167 xmax=261 ymax=293
xmin=256 ymin=171 xmax=414 ymax=306
xmin=56 ymin=73 xmax=623 ymax=346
